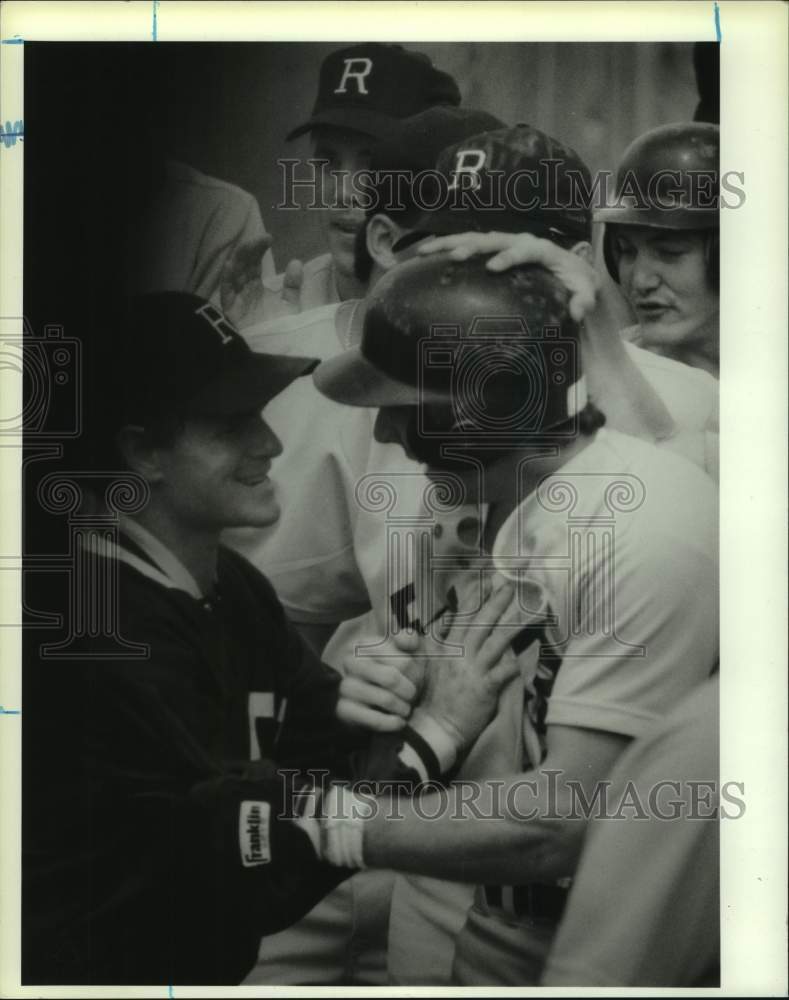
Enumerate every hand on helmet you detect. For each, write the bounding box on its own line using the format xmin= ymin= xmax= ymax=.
xmin=417 ymin=231 xmax=600 ymax=323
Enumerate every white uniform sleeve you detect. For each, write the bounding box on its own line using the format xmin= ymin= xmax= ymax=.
xmin=542 ymin=679 xmax=720 ymax=987
xmin=545 ymin=517 xmax=719 ymax=738
xmin=199 ymin=185 xmax=272 ymax=304
xmin=624 ymin=341 xmax=719 ymax=433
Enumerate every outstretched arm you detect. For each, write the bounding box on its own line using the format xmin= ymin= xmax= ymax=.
xmin=322 ymin=723 xmax=628 ymax=884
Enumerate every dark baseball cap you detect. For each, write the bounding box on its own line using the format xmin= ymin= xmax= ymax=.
xmin=364 ymin=106 xmax=505 ymax=216
xmin=395 ymin=124 xmax=593 ymax=249
xmin=286 ymin=43 xmax=461 ymax=141
xmin=112 ymin=292 xmax=318 ymax=427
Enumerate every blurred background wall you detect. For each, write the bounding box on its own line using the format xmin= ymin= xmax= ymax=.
xmin=153 ymin=41 xmax=702 ymax=267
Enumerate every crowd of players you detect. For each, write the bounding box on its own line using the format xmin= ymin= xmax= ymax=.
xmin=23 ymin=42 xmax=721 ymax=987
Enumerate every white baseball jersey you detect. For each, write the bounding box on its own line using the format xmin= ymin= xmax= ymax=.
xmin=621 ymin=321 xmax=719 ymax=381
xmin=621 ymin=341 xmax=719 ymax=481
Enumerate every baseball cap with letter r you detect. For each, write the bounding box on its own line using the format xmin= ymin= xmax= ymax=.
xmin=353 ymin=105 xmax=506 ymax=223
xmin=394 ymin=124 xmax=594 ymax=250
xmin=286 ymin=43 xmax=461 ymax=141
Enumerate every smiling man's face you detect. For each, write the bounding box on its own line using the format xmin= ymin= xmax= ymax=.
xmin=312 ymin=126 xmax=376 ymax=286
xmin=614 ymin=226 xmax=719 ymax=349
xmin=154 ymin=410 xmax=284 ymax=531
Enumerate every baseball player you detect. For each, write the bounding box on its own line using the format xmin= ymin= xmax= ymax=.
xmin=596 ymin=122 xmax=720 ymax=378
xmin=235 ymin=43 xmax=461 ymax=327
xmin=541 ymin=675 xmax=720 ymax=987
xmin=21 ymin=292 xmax=519 ymax=985
xmin=234 ymin=121 xmax=721 ymax=983
xmin=312 ymin=252 xmax=719 ymax=985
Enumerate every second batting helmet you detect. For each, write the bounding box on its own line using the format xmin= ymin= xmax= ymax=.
xmin=596 ymin=122 xmax=719 ymax=285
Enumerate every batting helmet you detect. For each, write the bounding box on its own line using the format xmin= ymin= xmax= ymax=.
xmin=596 ymin=122 xmax=719 ymax=285
xmin=313 ymin=253 xmax=586 ymax=441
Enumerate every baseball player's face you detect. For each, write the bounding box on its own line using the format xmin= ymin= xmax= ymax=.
xmin=153 ymin=410 xmax=283 ymax=530
xmin=374 ymin=404 xmax=489 ymax=497
xmin=312 ymin=126 xmax=375 ymax=283
xmin=615 ymin=227 xmax=719 ymax=348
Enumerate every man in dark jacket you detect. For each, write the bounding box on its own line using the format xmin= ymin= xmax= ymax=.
xmin=21 ymin=292 xmax=518 ymax=985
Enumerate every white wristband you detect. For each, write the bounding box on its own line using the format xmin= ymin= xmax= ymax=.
xmin=321 ymin=784 xmax=373 ymax=870
xmin=407 ymin=710 xmax=460 ymax=774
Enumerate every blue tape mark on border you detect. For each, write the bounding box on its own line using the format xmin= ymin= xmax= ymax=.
xmin=1 ymin=120 xmax=24 ymax=147
xmin=1 ymin=35 xmax=24 ymax=44
xmin=152 ymin=0 xmax=160 ymax=41
xmin=713 ymin=1 xmax=722 ymax=42
xmin=168 ymin=986 xmax=174 ymax=998
xmin=0 ymin=707 xmax=21 ymax=715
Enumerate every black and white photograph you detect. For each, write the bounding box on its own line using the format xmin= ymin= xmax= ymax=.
xmin=1 ymin=1 xmax=786 ymax=994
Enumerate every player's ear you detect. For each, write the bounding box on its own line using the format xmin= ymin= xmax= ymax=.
xmin=366 ymin=213 xmax=408 ymax=271
xmin=116 ymin=424 xmax=165 ymax=483
xmin=570 ymin=240 xmax=594 ymax=264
